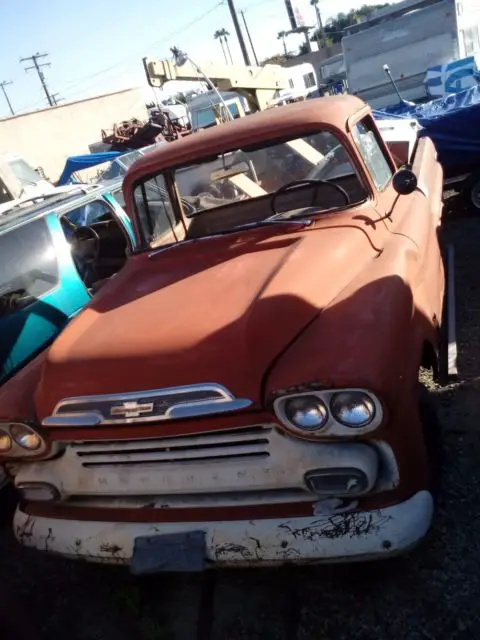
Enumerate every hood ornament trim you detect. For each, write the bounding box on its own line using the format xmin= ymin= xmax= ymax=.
xmin=42 ymin=384 xmax=252 ymax=427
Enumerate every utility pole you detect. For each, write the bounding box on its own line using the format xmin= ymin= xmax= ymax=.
xmin=0 ymin=81 xmax=14 ymax=115
xmin=226 ymin=0 xmax=251 ymax=66
xmin=20 ymin=52 xmax=54 ymax=107
xmin=311 ymin=0 xmax=325 ymax=48
xmin=51 ymin=93 xmax=63 ymax=106
xmin=240 ymin=10 xmax=259 ymax=66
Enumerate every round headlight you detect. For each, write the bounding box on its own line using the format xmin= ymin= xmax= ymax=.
xmin=10 ymin=423 xmax=42 ymax=451
xmin=0 ymin=431 xmax=12 ymax=453
xmin=284 ymin=396 xmax=328 ymax=431
xmin=330 ymin=392 xmax=375 ymax=427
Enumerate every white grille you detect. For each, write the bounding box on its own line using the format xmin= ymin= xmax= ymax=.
xmin=70 ymin=426 xmax=271 ymax=468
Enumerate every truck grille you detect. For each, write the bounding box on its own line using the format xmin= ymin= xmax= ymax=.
xmin=70 ymin=426 xmax=271 ymax=468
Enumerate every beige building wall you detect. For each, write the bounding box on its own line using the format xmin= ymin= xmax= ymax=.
xmin=0 ymin=87 xmax=147 ymax=182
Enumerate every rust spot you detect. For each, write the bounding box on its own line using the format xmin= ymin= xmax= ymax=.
xmin=100 ymin=542 xmax=123 ymax=556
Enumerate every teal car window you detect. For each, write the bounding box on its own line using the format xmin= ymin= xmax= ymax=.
xmin=65 ymin=200 xmax=112 ymax=227
xmin=0 ymin=218 xmax=58 ymax=317
xmin=111 ymin=188 xmax=125 ymax=208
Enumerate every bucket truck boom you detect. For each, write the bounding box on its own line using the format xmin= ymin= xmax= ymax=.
xmin=143 ymin=56 xmax=289 ymax=111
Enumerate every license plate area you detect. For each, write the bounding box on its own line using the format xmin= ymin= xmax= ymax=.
xmin=131 ymin=530 xmax=206 ymax=574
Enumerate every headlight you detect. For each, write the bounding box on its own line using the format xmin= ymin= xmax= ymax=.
xmin=9 ymin=423 xmax=43 ymax=451
xmin=0 ymin=431 xmax=12 ymax=453
xmin=330 ymin=391 xmax=375 ymax=427
xmin=273 ymin=388 xmax=382 ymax=437
xmin=284 ymin=396 xmax=327 ymax=431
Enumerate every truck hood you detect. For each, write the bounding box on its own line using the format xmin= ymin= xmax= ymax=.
xmin=36 ymin=224 xmax=377 ymax=417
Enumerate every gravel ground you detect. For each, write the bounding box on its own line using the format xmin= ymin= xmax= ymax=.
xmin=2 ymin=191 xmax=480 ymax=640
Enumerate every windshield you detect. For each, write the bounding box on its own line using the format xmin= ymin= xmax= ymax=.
xmin=134 ymin=129 xmax=368 ymax=248
xmin=8 ymin=159 xmax=42 ymax=187
xmin=98 ymin=150 xmax=143 ymax=182
xmin=192 ymin=102 xmax=241 ymax=130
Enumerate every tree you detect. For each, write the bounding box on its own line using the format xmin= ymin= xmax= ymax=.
xmin=214 ymin=28 xmax=233 ymax=64
xmin=298 ymin=42 xmax=310 ymax=55
xmin=277 ymin=31 xmax=289 ymax=57
xmin=311 ymin=3 xmax=390 ymax=43
xmin=261 ymin=53 xmax=291 ymax=66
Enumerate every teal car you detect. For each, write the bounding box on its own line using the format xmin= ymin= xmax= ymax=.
xmin=0 ymin=181 xmax=134 ymax=385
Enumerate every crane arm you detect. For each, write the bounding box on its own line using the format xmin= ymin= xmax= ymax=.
xmin=143 ymin=57 xmax=289 ymax=111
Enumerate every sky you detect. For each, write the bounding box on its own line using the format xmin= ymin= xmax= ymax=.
xmin=0 ymin=0 xmax=384 ymax=118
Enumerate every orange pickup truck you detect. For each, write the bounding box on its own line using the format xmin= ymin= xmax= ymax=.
xmin=1 ymin=96 xmax=445 ymax=571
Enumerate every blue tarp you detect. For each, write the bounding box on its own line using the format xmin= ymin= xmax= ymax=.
xmin=374 ymin=86 xmax=480 ymax=169
xmin=57 ymin=151 xmax=123 ymax=186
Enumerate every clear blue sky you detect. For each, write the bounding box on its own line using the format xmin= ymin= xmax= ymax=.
xmin=0 ymin=0 xmax=384 ymax=118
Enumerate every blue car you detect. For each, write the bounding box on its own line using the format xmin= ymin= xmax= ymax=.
xmin=0 ymin=181 xmax=134 ymax=385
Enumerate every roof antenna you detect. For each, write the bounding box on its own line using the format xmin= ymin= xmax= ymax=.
xmin=383 ymin=64 xmax=404 ymax=103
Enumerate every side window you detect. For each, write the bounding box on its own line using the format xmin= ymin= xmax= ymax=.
xmin=64 ymin=200 xmax=112 ymax=227
xmin=134 ymin=175 xmax=178 ymax=247
xmin=111 ymin=188 xmax=126 ymax=209
xmin=352 ymin=118 xmax=393 ymax=191
xmin=303 ymin=72 xmax=316 ymax=88
xmin=0 ymin=219 xmax=58 ymax=317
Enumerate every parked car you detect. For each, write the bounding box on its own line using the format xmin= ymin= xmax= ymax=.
xmin=1 ymin=96 xmax=444 ymax=570
xmin=0 ymin=181 xmax=134 ymax=387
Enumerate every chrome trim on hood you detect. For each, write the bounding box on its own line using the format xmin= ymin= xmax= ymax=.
xmin=42 ymin=384 xmax=252 ymax=427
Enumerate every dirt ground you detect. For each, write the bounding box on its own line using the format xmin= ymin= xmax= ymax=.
xmin=1 ymin=191 xmax=480 ymax=640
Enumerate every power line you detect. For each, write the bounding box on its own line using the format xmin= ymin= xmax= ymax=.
xmin=0 ymin=81 xmax=14 ymax=115
xmin=57 ymin=1 xmax=224 ymax=98
xmin=20 ymin=52 xmax=55 ymax=107
xmin=16 ymin=0 xmax=224 ymax=114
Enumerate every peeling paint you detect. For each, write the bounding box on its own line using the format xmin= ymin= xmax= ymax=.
xmin=16 ymin=515 xmax=35 ymax=545
xmin=279 ymin=511 xmax=392 ymax=542
xmin=13 ymin=491 xmax=433 ymax=566
xmin=100 ymin=542 xmax=123 ymax=556
xmin=44 ymin=528 xmax=55 ymax=552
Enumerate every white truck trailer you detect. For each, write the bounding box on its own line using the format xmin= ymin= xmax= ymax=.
xmin=342 ymin=0 xmax=480 ymax=108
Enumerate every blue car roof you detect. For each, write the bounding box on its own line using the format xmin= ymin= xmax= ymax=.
xmin=0 ymin=180 xmax=123 ymax=234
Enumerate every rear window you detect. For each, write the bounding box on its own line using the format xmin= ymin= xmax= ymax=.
xmin=0 ymin=218 xmax=58 ymax=317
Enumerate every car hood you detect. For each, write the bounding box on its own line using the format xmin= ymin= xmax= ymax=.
xmin=36 ymin=223 xmax=377 ymax=418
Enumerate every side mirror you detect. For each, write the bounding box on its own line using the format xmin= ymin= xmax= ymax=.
xmin=392 ymin=167 xmax=417 ymax=195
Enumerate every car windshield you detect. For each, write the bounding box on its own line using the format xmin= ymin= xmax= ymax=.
xmin=134 ymin=129 xmax=368 ymax=248
xmin=98 ymin=150 xmax=143 ymax=181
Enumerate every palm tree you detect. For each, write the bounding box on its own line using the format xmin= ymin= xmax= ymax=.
xmin=310 ymin=0 xmax=325 ymax=47
xmin=214 ymin=29 xmax=229 ymax=64
xmin=217 ymin=28 xmax=233 ymax=64
xmin=277 ymin=31 xmax=288 ymax=57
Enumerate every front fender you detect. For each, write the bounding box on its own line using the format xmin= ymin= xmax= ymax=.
xmin=265 ymin=270 xmax=432 ymax=412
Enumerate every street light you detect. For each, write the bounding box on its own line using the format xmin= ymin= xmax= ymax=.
xmin=170 ymin=47 xmax=234 ymax=122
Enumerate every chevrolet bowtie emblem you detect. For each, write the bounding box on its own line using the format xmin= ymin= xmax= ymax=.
xmin=110 ymin=401 xmax=154 ymax=418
